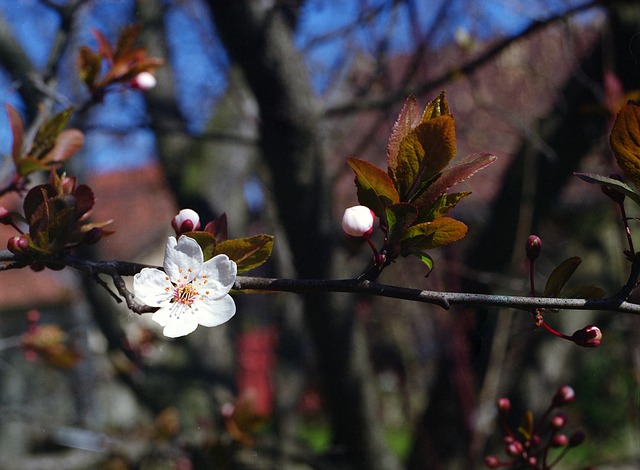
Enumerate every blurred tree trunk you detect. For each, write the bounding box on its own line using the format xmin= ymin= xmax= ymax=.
xmin=208 ymin=2 xmax=400 ymax=469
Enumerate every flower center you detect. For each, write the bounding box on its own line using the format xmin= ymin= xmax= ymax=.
xmin=173 ymin=282 xmax=198 ymax=306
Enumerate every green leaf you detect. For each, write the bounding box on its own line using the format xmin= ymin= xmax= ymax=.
xmin=410 ymin=251 xmax=434 ymax=272
xmin=400 ymin=216 xmax=467 ymax=251
xmin=29 ymin=108 xmax=75 ymax=161
xmin=184 ymin=232 xmax=217 ymax=261
xmin=543 ymin=256 xmax=582 ymax=297
xmin=419 ymin=192 xmax=471 ymax=220
xmin=387 ymin=96 xmax=421 ymax=178
xmin=518 ymin=411 xmax=534 ymax=441
xmin=77 ymin=46 xmax=102 ymax=90
xmin=561 ymin=284 xmax=606 ymax=299
xmin=215 ymin=234 xmax=274 ymax=274
xmin=392 ymin=115 xmax=456 ymax=200
xmin=610 ymin=101 xmax=640 ymax=189
xmin=574 ymin=172 xmax=640 ymax=207
xmin=421 ymin=90 xmax=450 ymax=121
xmin=16 ymin=157 xmax=51 ymax=177
xmin=415 ymin=153 xmax=497 ymax=207
xmin=347 ymin=157 xmax=399 ymax=219
xmin=385 ymin=203 xmax=417 ymax=244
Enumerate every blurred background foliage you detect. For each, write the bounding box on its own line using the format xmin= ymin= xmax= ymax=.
xmin=0 ymin=0 xmax=639 ymax=469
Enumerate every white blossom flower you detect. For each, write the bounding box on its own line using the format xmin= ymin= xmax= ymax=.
xmin=342 ymin=205 xmax=376 ymax=237
xmin=134 ymin=236 xmax=237 ymax=337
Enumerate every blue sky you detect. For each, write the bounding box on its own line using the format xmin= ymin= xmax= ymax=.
xmin=0 ymin=0 xmax=601 ymax=178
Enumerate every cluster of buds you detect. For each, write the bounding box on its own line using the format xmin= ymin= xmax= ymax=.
xmin=2 ymin=172 xmax=112 ymax=267
xmin=485 ymin=386 xmax=589 ymax=469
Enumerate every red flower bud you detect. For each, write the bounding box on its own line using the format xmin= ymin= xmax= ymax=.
xmin=172 ymin=209 xmax=201 ymax=235
xmin=342 ymin=205 xmax=376 ymax=237
xmin=570 ymin=325 xmax=602 ymax=348
xmin=525 ymin=235 xmax=542 ymax=261
xmin=7 ymin=235 xmax=29 ymax=254
xmin=552 ymin=385 xmax=575 ymax=407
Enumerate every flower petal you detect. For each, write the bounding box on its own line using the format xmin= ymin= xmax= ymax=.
xmin=153 ymin=304 xmax=199 ymax=338
xmin=200 ymin=254 xmax=237 ymax=298
xmin=195 ymin=294 xmax=236 ymax=327
xmin=164 ymin=236 xmax=203 ymax=282
xmin=134 ymin=268 xmax=173 ymax=307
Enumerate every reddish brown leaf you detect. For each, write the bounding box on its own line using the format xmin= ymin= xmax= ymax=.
xmin=347 ymin=157 xmax=399 ymax=219
xmin=42 ymin=129 xmax=84 ymax=165
xmin=115 ymin=24 xmax=142 ymax=58
xmin=215 ymin=234 xmax=274 ymax=274
xmin=92 ymin=29 xmax=114 ymax=63
xmin=393 ymin=115 xmax=456 ymax=200
xmin=543 ymin=257 xmax=582 ymax=298
xmin=387 ymin=96 xmax=421 ymax=179
xmin=421 ymin=90 xmax=450 ymax=121
xmin=610 ymin=102 xmax=640 ymax=189
xmin=415 ymin=152 xmax=496 ymax=207
xmin=5 ymin=103 xmax=24 ymax=162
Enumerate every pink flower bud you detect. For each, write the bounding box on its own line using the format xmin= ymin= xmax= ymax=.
xmin=131 ymin=71 xmax=157 ymax=90
xmin=550 ymin=414 xmax=567 ymax=429
xmin=342 ymin=205 xmax=376 ymax=237
xmin=552 ymin=385 xmax=575 ymax=407
xmin=550 ymin=434 xmax=568 ymax=447
xmin=505 ymin=440 xmax=523 ymax=457
xmin=172 ymin=209 xmax=201 ymax=235
xmin=497 ymin=398 xmax=511 ymax=415
xmin=484 ymin=455 xmax=501 ymax=468
xmin=570 ymin=325 xmax=602 ymax=348
xmin=525 ymin=235 xmax=542 ymax=261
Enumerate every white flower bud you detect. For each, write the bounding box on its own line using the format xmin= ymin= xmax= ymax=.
xmin=172 ymin=208 xmax=201 ymax=235
xmin=342 ymin=205 xmax=376 ymax=237
xmin=131 ymin=71 xmax=157 ymax=90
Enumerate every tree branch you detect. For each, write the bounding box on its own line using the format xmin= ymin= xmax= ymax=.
xmin=233 ymin=276 xmax=640 ymax=314
xmin=2 ymin=249 xmax=639 ymax=315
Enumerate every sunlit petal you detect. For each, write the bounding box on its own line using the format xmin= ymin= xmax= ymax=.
xmin=195 ymin=295 xmax=236 ymax=327
xmin=134 ymin=268 xmax=172 ymax=306
xmin=164 ymin=236 xmax=203 ymax=282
